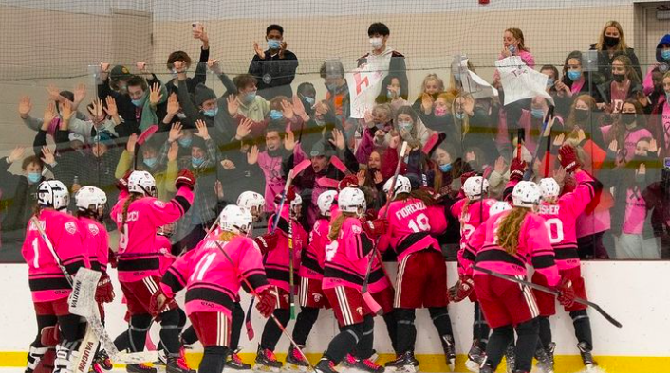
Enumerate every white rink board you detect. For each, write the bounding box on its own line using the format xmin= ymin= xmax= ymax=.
xmin=0 ymin=261 xmax=668 ymax=357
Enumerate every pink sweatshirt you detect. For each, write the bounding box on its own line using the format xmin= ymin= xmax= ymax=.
xmin=156 ymin=235 xmax=176 ymax=276
xmin=323 ymin=217 xmax=373 ymax=291
xmin=600 ymin=125 xmax=653 ymax=164
xmin=77 ymin=217 xmax=110 ymax=273
xmin=463 ymin=210 xmax=560 ymax=287
xmin=378 ymin=198 xmax=447 ymax=261
xmin=266 ymin=205 xmax=307 ymax=292
xmin=23 ymin=209 xmax=87 ymax=303
xmin=160 ymin=236 xmax=270 ymax=317
xmin=299 ymin=218 xmax=329 ymax=280
xmin=538 ymin=171 xmax=596 ymax=270
xmin=451 ymin=198 xmax=495 ymax=275
xmin=110 ymin=186 xmax=193 ymax=282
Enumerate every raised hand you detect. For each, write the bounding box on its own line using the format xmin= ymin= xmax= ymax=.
xmin=18 ymin=96 xmax=32 ymax=118
xmin=608 ymin=139 xmax=618 ymax=153
xmin=59 ymin=100 xmax=73 ymax=123
xmin=389 ymin=130 xmax=400 ymax=149
xmin=46 ymin=84 xmax=61 ymax=101
xmin=126 ymin=133 xmax=138 ymax=152
xmin=8 ymin=146 xmax=26 ymax=164
xmin=281 ymin=99 xmax=294 ymax=119
xmin=43 ymin=101 xmax=57 ymax=126
xmin=279 ymin=41 xmax=288 ymax=59
xmin=227 ymin=95 xmax=240 ymax=116
xmin=553 ymin=133 xmax=566 ymax=148
xmin=253 ymin=42 xmax=265 ymax=59
xmin=494 ymin=155 xmax=506 ymax=174
xmin=329 ymin=128 xmax=345 ymax=150
xmin=292 ymin=95 xmax=307 ymax=119
xmin=314 ymin=101 xmax=329 ymax=116
xmin=167 ymin=141 xmax=178 ymax=162
xmin=649 ymin=138 xmax=659 ymax=155
xmin=235 ymin=117 xmax=252 ymax=140
xmin=553 ymin=167 xmax=567 ymax=186
xmin=373 ymin=170 xmax=383 ymax=185
xmin=215 ymin=180 xmax=224 ymax=199
xmin=357 ymin=169 xmax=366 ymax=186
xmin=149 ymin=82 xmax=162 ymax=106
xmin=363 ymin=110 xmax=374 ymax=126
xmin=136 ymin=62 xmax=148 ymax=74
xmin=88 ymin=98 xmax=104 ymax=119
xmin=221 ymin=159 xmax=236 ymax=170
xmin=195 ymin=119 xmax=210 ymax=140
xmin=168 ymin=122 xmax=183 ymax=143
xmin=247 ymin=145 xmax=259 ymax=165
xmin=421 ymin=93 xmax=434 ymax=114
xmin=73 ymin=83 xmax=86 ymax=105
xmin=207 ymin=59 xmax=221 ymax=75
xmin=165 ymin=93 xmax=179 ymax=117
xmin=285 ymin=130 xmax=296 ymax=151
xmin=41 ymin=146 xmax=55 ymax=165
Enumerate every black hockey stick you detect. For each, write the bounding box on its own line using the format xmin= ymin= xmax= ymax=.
xmin=472 ymin=265 xmax=622 ymax=328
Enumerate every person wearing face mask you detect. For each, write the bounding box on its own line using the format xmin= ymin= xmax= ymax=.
xmin=98 ymin=64 xmax=136 ymax=124
xmin=517 ymin=97 xmax=565 ymax=153
xmin=249 ymin=24 xmax=299 ymax=100
xmin=357 ymin=23 xmax=408 ymax=103
xmin=589 ymin=21 xmax=642 ymax=85
xmin=600 ymin=100 xmax=653 ymax=165
xmin=393 ymin=105 xmax=432 ymax=150
xmin=642 ymin=34 xmax=670 ymax=100
xmin=419 ymin=92 xmax=461 ymax=145
xmin=296 ymin=82 xmax=317 ymax=117
xmin=321 ymin=60 xmax=351 ymax=121
xmin=115 ymin=138 xmax=177 ymax=202
xmin=164 ymin=24 xmax=210 ymax=96
xmin=647 ymin=71 xmax=670 ymax=158
xmin=0 ymin=153 xmax=47 ymax=262
xmin=594 ymin=55 xmax=643 ymax=114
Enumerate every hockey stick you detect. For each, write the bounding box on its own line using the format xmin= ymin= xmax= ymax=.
xmin=209 ymin=238 xmax=316 ymax=372
xmin=361 ymin=141 xmax=409 ymax=314
xmin=472 ymin=266 xmax=623 ymax=328
xmin=30 ymin=216 xmax=73 ymax=286
xmin=133 ymin=125 xmax=159 ymax=170
xmin=287 ymin=202 xmax=296 ymax=320
xmin=271 ymin=159 xmax=312 ymax=232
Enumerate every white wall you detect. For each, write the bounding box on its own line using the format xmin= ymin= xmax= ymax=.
xmin=1 ymin=261 xmax=668 ymax=357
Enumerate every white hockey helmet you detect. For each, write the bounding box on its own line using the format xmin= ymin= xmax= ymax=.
xmin=317 ymin=190 xmax=338 ymax=217
xmin=463 ymin=176 xmax=489 ymax=201
xmin=382 ymin=175 xmax=411 ymax=198
xmin=338 ymin=187 xmax=366 ymax=214
xmin=512 ymin=181 xmax=542 ymax=208
xmin=218 ymin=204 xmax=252 ymax=235
xmin=37 ymin=180 xmax=69 ymax=211
xmin=538 ymin=178 xmax=561 ymax=201
xmin=489 ymin=201 xmax=512 ymax=216
xmin=237 ymin=191 xmax=265 ymax=216
xmin=290 ymin=194 xmax=303 ymax=208
xmin=127 ymin=170 xmax=156 ymax=196
xmin=75 ymin=186 xmax=107 ymax=212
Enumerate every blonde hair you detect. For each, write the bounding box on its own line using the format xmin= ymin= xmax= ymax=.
xmin=420 ymin=74 xmax=445 ymax=94
xmin=612 ymin=55 xmax=640 ymax=83
xmin=328 ymin=212 xmax=357 ymax=241
xmin=597 ymin=21 xmax=628 ymax=51
xmin=120 ymin=193 xmax=142 ymax=235
xmin=218 ymin=231 xmax=237 ymax=242
xmin=505 ymin=27 xmax=529 ymax=52
xmin=497 ymin=207 xmax=530 ymax=255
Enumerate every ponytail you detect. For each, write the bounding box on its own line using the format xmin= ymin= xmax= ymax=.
xmin=120 ymin=192 xmax=142 ymax=234
xmin=328 ymin=212 xmax=356 ymax=241
xmin=460 ymin=198 xmax=473 ymax=224
xmin=496 ymin=207 xmax=530 ymax=255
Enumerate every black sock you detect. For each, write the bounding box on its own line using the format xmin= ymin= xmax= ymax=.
xmin=114 ymin=329 xmax=130 ymax=352
xmin=538 ymin=316 xmax=552 ymax=349
xmin=570 ymin=310 xmax=593 ymax=349
xmin=353 ymin=315 xmax=374 ymax=360
xmin=125 ymin=314 xmax=152 ymax=353
xmin=260 ymin=309 xmax=289 ymax=351
xmin=199 ymin=346 xmax=229 ymax=373
xmin=324 ymin=326 xmax=361 ymax=364
xmin=159 ymin=309 xmax=181 ymax=357
xmin=382 ymin=311 xmax=398 ymax=353
xmin=181 ymin=326 xmax=198 ymax=346
xmin=484 ymin=325 xmax=513 ymax=370
xmin=292 ymin=307 xmax=320 ymax=346
xmin=514 ymin=318 xmax=540 ymax=372
xmin=429 ymin=307 xmax=455 ymax=347
xmin=395 ymin=309 xmax=417 ymax=353
xmin=473 ymin=302 xmax=490 ymax=349
xmin=231 ymin=302 xmax=244 ymax=350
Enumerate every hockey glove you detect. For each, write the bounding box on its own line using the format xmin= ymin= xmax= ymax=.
xmin=362 ymin=219 xmax=388 ymax=240
xmin=509 ymin=158 xmax=528 ymax=182
xmin=40 ymin=325 xmax=60 ymax=347
xmin=254 ymin=232 xmax=279 ymax=255
xmin=175 ymin=169 xmax=196 ymax=190
xmin=256 ymin=288 xmax=278 ymax=318
xmin=555 ymin=277 xmax=576 ymax=308
xmin=149 ymin=290 xmax=171 ymax=317
xmin=95 ymin=273 xmax=115 ymax=303
xmin=559 ymin=144 xmax=582 ymax=173
xmin=108 ymin=249 xmax=118 ymax=269
xmin=448 ymin=275 xmax=475 ymax=303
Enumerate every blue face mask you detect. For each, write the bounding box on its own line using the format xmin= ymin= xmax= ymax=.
xmin=244 ymin=91 xmax=256 ymax=103
xmin=662 ymin=49 xmax=670 ymax=61
xmin=204 ymin=107 xmax=218 ymax=117
xmin=178 ymin=137 xmax=192 ymax=148
xmin=326 ymin=83 xmax=339 ymax=92
xmin=268 ymin=39 xmax=281 ymax=50
xmin=27 ymin=172 xmax=41 ymax=184
xmin=398 ymin=120 xmax=413 ymax=132
xmin=386 ymin=90 xmax=394 ymax=99
xmin=303 ymin=96 xmax=315 ymax=105
xmin=508 ymin=45 xmax=516 ymax=54
xmin=568 ymin=70 xmax=582 ymax=81
xmin=131 ymin=97 xmax=144 ymax=107
xmin=269 ymin=110 xmax=284 ymax=120
xmin=546 ymin=78 xmax=555 ymax=87
xmin=438 ymin=163 xmax=453 ymax=173
xmin=143 ymin=157 xmax=157 ymax=169
xmin=530 ymin=108 xmax=545 ymax=119
xmin=455 ymin=112 xmax=465 ymax=120
xmin=192 ymin=156 xmax=205 ymax=167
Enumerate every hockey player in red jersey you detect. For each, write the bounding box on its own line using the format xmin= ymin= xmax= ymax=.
xmin=313 ymin=187 xmax=386 ymax=373
xmin=449 ymin=175 xmax=495 ymax=371
xmin=535 ymin=145 xmax=601 ymax=371
xmin=22 ymin=180 xmax=87 ymax=373
xmin=110 ymin=169 xmax=195 ymax=373
xmin=377 ymin=175 xmax=454 ymax=372
xmin=254 ymin=189 xmax=307 ymax=372
xmin=74 ymin=186 xmax=115 ymax=372
xmin=462 ymin=181 xmax=575 ymax=373
xmin=155 ymin=204 xmax=277 ymax=373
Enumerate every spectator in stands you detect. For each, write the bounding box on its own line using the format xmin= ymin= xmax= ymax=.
xmin=358 ymin=22 xmax=408 ymax=100
xmin=553 ymin=51 xmax=597 ymax=116
xmin=321 ymin=60 xmax=350 ymax=121
xmin=164 ymin=23 xmax=210 ymax=95
xmin=98 ymin=64 xmax=135 ymax=124
xmin=296 ymin=82 xmax=317 ymax=117
xmin=601 ymin=99 xmax=653 ymax=165
xmin=595 ymin=55 xmax=642 ymax=114
xmin=229 ymin=74 xmax=270 ymax=122
xmin=0 ymin=151 xmax=46 ymax=262
xmin=394 ymin=105 xmax=432 ymax=150
xmin=249 ymin=24 xmax=299 ymax=100
xmin=648 ymin=71 xmax=670 ymax=158
xmin=412 ymin=74 xmax=445 ymax=111
xmin=419 ymin=92 xmax=458 ymax=138
xmin=590 ymin=20 xmax=642 ymax=85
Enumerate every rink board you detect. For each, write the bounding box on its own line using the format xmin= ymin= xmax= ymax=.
xmin=1 ymin=261 xmax=669 ymax=373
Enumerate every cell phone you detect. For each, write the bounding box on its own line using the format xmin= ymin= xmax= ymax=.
xmin=664 ymin=157 xmax=670 ymax=170
xmin=192 ymin=22 xmax=202 ymax=30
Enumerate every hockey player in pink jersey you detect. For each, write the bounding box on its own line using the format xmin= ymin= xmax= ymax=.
xmin=377 ymin=175 xmax=455 ymax=372
xmin=285 ymin=190 xmax=336 ymax=371
xmin=462 ymin=181 xmax=575 ymax=373
xmin=22 ymin=180 xmax=87 ymax=373
xmin=535 ymin=145 xmax=601 ymax=371
xmin=74 ymin=185 xmax=115 ymax=373
xmin=449 ymin=175 xmax=495 ymax=371
xmin=313 ymin=187 xmax=385 ymax=373
xmin=254 ymin=188 xmax=307 ymax=372
xmin=110 ymin=169 xmax=195 ymax=373
xmin=153 ymin=204 xmax=277 ymax=373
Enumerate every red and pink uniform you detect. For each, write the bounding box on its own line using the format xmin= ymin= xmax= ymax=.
xmin=23 ymin=210 xmax=86 ymax=306
xmin=77 ymin=217 xmax=109 ymax=273
xmin=299 ymin=218 xmax=330 ymax=309
xmin=160 ymin=236 xmax=269 ymax=346
xmin=266 ymin=205 xmax=307 ymax=305
xmin=451 ymin=198 xmax=495 ymax=276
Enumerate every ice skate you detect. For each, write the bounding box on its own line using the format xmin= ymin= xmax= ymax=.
xmin=384 ymin=351 xmax=419 ymax=373
xmin=465 ymin=342 xmax=485 ymax=373
xmin=340 ymin=354 xmax=358 ymax=369
xmin=577 ymin=342 xmax=598 ymax=371
xmin=253 ymin=346 xmax=282 ymax=373
xmin=284 ymin=345 xmax=309 ymax=372
xmin=504 ymin=345 xmax=515 ymax=373
xmin=225 ymin=348 xmax=252 ymax=371
xmin=126 ymin=363 xmax=158 ymax=373
xmin=440 ymin=335 xmax=456 ymax=371
xmin=534 ymin=345 xmax=554 ymax=373
xmin=347 ymin=358 xmax=385 ymax=373
xmin=166 ymin=355 xmax=195 ymax=373
xmin=315 ymin=358 xmax=339 ymax=373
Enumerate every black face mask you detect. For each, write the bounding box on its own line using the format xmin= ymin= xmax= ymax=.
xmin=612 ymin=74 xmax=625 ymax=83
xmin=621 ymin=113 xmax=637 ymax=125
xmin=604 ymin=36 xmax=620 ymax=48
xmin=574 ymin=109 xmax=590 ymax=122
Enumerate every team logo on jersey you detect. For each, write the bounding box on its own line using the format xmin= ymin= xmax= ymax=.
xmin=64 ymin=222 xmax=77 ymax=234
xmin=312 ymin=293 xmax=322 ymax=302
xmin=154 ymin=200 xmax=165 ymax=208
xmin=351 ymin=225 xmax=362 ymax=234
xmin=356 ymin=307 xmax=363 ymax=315
xmin=88 ymin=223 xmax=100 ymax=235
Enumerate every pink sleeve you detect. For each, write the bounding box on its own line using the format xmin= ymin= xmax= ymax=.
xmin=526 ymin=216 xmax=560 ymax=287
xmin=427 ymin=205 xmax=447 ymax=235
xmin=450 ymin=199 xmax=463 ymax=219
xmin=377 ymin=206 xmax=392 ymax=253
xmin=238 ymin=239 xmax=270 ymax=293
xmin=148 ymin=186 xmax=194 ymax=226
xmin=344 ymin=219 xmax=374 ymax=260
xmin=642 ymin=64 xmax=658 ymax=96
xmin=53 ymin=217 xmax=86 ymax=272
xmin=161 ymin=249 xmax=195 ymax=298
xmin=561 ymin=170 xmax=596 ymax=219
xmin=463 ymin=224 xmax=485 ymax=276
xmin=98 ymin=226 xmax=110 ymax=271
xmin=355 ymin=129 xmax=375 ymax=165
